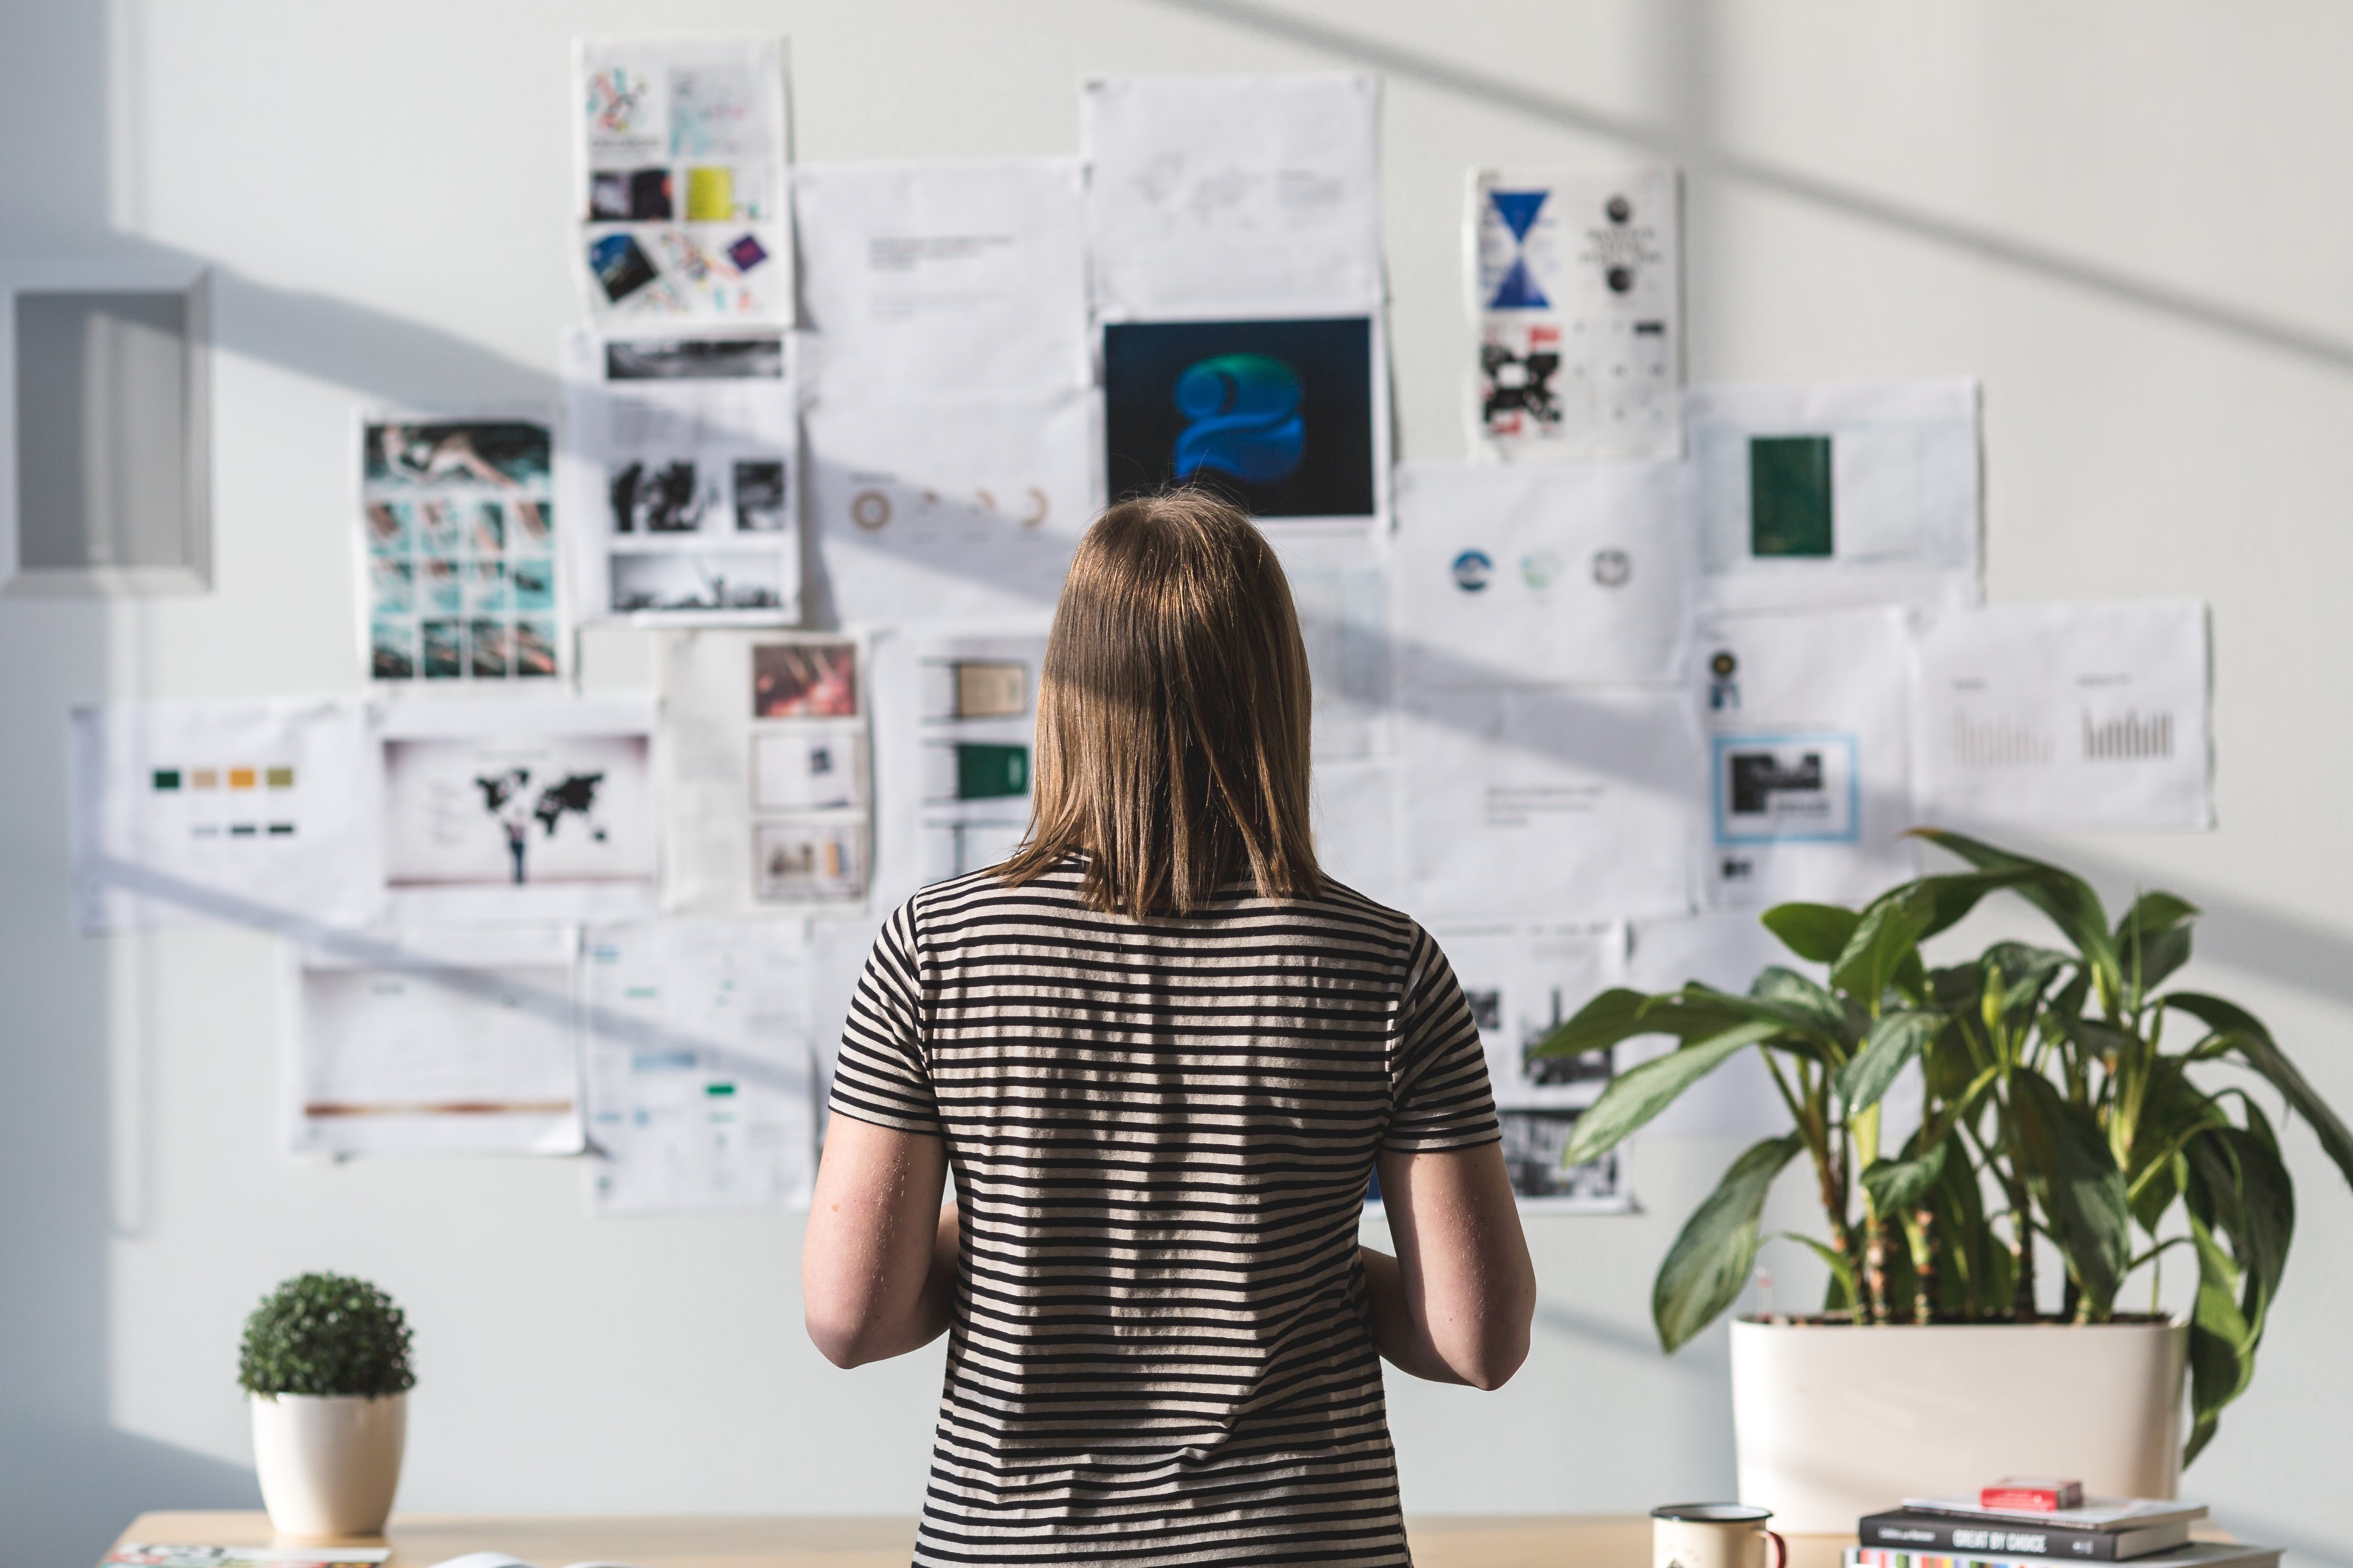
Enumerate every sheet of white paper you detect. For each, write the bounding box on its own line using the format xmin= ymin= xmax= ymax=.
xmin=1399 ymin=687 xmax=1702 ymax=924
xmin=581 ymin=916 xmax=816 ymax=1214
xmin=794 ymin=158 xmax=1089 ymax=399
xmin=558 ymin=327 xmax=800 ymax=625
xmin=1265 ymin=527 xmax=1392 ymax=760
xmin=1422 ymin=921 xmax=1633 ymax=1212
xmin=70 ymin=697 xmax=381 ymax=933
xmin=1430 ymin=923 xmax=1627 ymax=1110
xmin=1311 ymin=758 xmax=1401 ymax=910
xmin=807 ymin=912 xmax=882 ymax=1095
xmin=1912 ymin=599 xmax=2213 ymax=830
xmin=1468 ymin=167 xmax=1682 ymax=461
xmin=1393 ymin=461 xmax=1693 ymax=690
xmin=1687 ymin=379 xmax=1981 ymax=612
xmin=1697 ymin=606 xmax=1918 ymax=907
xmin=360 ymin=414 xmax=562 ymax=684
xmin=575 ymin=35 xmax=793 ymax=324
xmin=1083 ymin=73 xmax=1383 ymax=316
xmin=1622 ymin=912 xmax=1801 ymax=1140
xmin=867 ymin=621 xmax=1048 ymax=915
xmin=660 ymin=629 xmax=871 ymax=915
xmin=284 ymin=925 xmax=581 ymax=1157
xmin=805 ymin=389 xmax=1097 ymax=623
xmin=377 ymin=696 xmax=660 ymax=926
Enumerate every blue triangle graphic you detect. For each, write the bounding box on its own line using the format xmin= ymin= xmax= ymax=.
xmin=1488 ymin=189 xmax=1549 ymax=242
xmin=1487 ymin=256 xmax=1548 ymax=310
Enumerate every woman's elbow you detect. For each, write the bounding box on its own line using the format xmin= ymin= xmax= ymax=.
xmin=1461 ymin=1267 xmax=1538 ymax=1390
xmin=804 ymin=1292 xmax=880 ymax=1368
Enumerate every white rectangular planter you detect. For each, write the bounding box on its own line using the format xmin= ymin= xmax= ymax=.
xmin=1730 ymin=1319 xmax=2186 ymax=1535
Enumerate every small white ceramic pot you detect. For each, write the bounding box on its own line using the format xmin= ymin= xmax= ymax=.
xmin=250 ymin=1391 xmax=406 ymax=1537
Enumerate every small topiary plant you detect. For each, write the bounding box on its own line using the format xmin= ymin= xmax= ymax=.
xmin=238 ymin=1272 xmax=416 ymax=1400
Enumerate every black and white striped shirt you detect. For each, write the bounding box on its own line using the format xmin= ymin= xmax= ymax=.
xmin=829 ymin=859 xmax=1499 ymax=1566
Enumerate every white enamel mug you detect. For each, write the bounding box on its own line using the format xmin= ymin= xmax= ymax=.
xmin=1652 ymin=1503 xmax=1787 ymax=1568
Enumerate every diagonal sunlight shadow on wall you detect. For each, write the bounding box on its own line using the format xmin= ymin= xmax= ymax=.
xmin=1139 ymin=0 xmax=2353 ymax=376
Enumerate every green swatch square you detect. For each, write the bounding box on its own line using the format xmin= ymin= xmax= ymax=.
xmin=1749 ymin=435 xmax=1834 ymax=558
xmin=956 ymin=743 xmax=1031 ymax=801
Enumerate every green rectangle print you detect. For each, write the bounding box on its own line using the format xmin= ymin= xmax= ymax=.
xmin=1749 ymin=435 xmax=1834 ymax=557
xmin=956 ymin=743 xmax=1031 ymax=801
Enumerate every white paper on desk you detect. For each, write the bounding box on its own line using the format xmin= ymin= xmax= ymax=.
xmin=1622 ymin=912 xmax=1803 ymax=1141
xmin=1687 ymin=379 xmax=1981 ymax=613
xmin=661 ymin=629 xmax=871 ymax=915
xmin=1912 ymin=599 xmax=2213 ymax=831
xmin=558 ymin=327 xmax=800 ymax=626
xmin=1399 ymin=686 xmax=1702 ymax=924
xmin=1393 ymin=461 xmax=1692 ymax=690
xmin=1697 ymin=606 xmax=1917 ymax=908
xmin=359 ymin=412 xmax=563 ymax=684
xmin=1468 ymin=167 xmax=1683 ymax=462
xmin=574 ymin=35 xmax=793 ymax=325
xmin=1265 ymin=527 xmax=1392 ymax=760
xmin=804 ymin=388 xmax=1097 ymax=623
xmin=1313 ymin=757 xmax=1401 ymax=910
xmin=581 ymin=916 xmax=816 ymax=1214
xmin=794 ymin=158 xmax=1089 ymax=399
xmin=867 ymin=622 xmax=1050 ymax=912
xmin=69 ymin=697 xmax=382 ymax=934
xmin=1083 ymin=72 xmax=1383 ymax=316
xmin=377 ymin=695 xmax=659 ymax=926
xmin=284 ymin=925 xmax=582 ymax=1156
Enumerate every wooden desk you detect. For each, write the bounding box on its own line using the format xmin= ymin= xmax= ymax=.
xmin=114 ymin=1512 xmax=1857 ymax=1568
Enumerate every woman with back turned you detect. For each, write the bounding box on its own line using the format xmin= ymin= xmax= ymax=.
xmin=802 ymin=489 xmax=1537 ymax=1567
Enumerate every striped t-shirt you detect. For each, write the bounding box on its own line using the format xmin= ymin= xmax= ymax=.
xmin=828 ymin=859 xmax=1500 ymax=1567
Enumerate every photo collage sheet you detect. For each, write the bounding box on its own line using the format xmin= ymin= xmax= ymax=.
xmin=67 ymin=47 xmax=2218 ymax=1219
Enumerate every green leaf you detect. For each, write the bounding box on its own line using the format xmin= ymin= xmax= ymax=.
xmin=1525 ymin=988 xmax=1656 ymax=1064
xmin=1561 ymin=1022 xmax=1782 ymax=1166
xmin=1768 ymin=1230 xmax=1859 ymax=1312
xmin=1653 ymin=1134 xmax=1805 ymax=1352
xmin=1829 ymin=886 xmax=1937 ymax=1002
xmin=2010 ymin=1073 xmax=2132 ymax=1315
xmin=2055 ymin=1011 xmax=2143 ymax=1065
xmin=2186 ymin=1123 xmax=2295 ymax=1319
xmin=1761 ymin=903 xmax=1859 ymax=964
xmin=2117 ymin=893 xmax=2198 ymax=1002
xmin=1908 ymin=830 xmax=2122 ymax=1007
xmin=1835 ymin=1011 xmax=1944 ymax=1113
xmin=1863 ymin=1141 xmax=1949 ymax=1214
xmin=2165 ymin=993 xmax=2353 ymax=1195
xmin=1747 ymin=965 xmax=1855 ymax=1040
xmin=2184 ymin=1209 xmax=2254 ymax=1465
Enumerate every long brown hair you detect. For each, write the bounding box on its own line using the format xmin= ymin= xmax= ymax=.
xmin=999 ymin=489 xmax=1320 ymax=916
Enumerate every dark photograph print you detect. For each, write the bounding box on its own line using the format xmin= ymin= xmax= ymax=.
xmin=1102 ymin=316 xmax=1375 ymax=520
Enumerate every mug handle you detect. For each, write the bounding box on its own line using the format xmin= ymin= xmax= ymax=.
xmin=1766 ymin=1531 xmax=1788 ymax=1568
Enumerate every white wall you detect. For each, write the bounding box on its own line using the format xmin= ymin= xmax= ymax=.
xmin=5 ymin=3 xmax=2353 ymax=1565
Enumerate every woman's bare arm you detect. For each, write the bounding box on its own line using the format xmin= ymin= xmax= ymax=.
xmin=801 ymin=1111 xmax=958 ymax=1368
xmin=1362 ymin=1142 xmax=1536 ymax=1390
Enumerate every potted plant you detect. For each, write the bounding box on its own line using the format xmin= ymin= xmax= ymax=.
xmin=240 ymin=1272 xmax=415 ymax=1537
xmin=1535 ymin=830 xmax=2353 ymax=1532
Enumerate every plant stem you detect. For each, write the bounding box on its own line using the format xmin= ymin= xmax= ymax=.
xmin=1908 ymin=1207 xmax=1938 ymax=1324
xmin=1864 ymin=1214 xmax=1892 ymax=1324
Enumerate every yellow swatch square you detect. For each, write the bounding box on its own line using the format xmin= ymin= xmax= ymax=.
xmin=686 ymin=166 xmax=735 ymax=222
xmin=228 ymin=766 xmax=257 ymax=790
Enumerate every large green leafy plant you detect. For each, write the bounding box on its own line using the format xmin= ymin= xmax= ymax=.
xmin=1536 ymin=830 xmax=2353 ymax=1462
xmin=238 ymin=1272 xmax=416 ymax=1400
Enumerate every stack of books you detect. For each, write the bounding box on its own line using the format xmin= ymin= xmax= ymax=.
xmin=1845 ymin=1489 xmax=2279 ymax=1568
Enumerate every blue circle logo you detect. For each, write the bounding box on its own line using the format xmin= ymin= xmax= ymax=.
xmin=1452 ymin=550 xmax=1494 ymax=592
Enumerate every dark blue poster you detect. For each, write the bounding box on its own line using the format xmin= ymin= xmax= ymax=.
xmin=1102 ymin=317 xmax=1376 ymax=520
